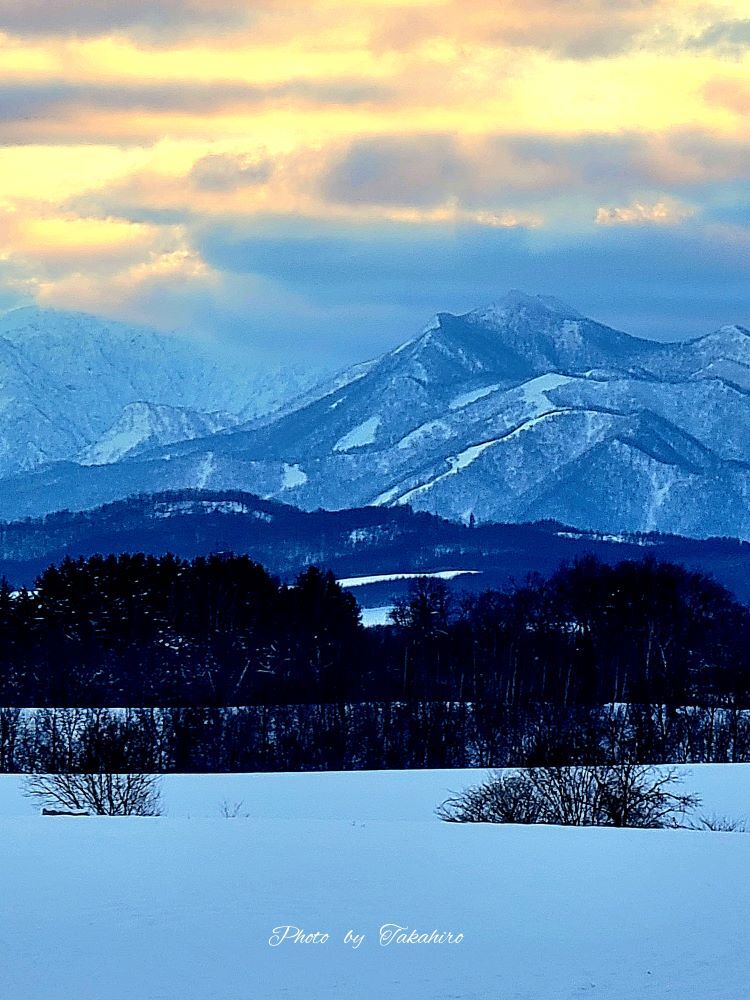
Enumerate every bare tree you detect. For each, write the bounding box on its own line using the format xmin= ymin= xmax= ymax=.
xmin=24 ymin=773 xmax=162 ymax=816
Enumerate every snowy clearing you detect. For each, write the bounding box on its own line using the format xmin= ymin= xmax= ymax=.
xmin=333 ymin=415 xmax=381 ymax=452
xmin=337 ymin=569 xmax=481 ymax=587
xmin=396 ymin=418 xmax=451 ymax=450
xmin=556 ymin=529 xmax=657 ymax=546
xmin=395 ymin=439 xmax=507 ymax=504
xmin=280 ymin=462 xmax=307 ymax=489
xmin=448 ymin=383 xmax=503 ymax=410
xmin=359 ymin=605 xmax=395 ymax=627
xmin=518 ymin=371 xmax=574 ymax=409
xmin=0 ymin=766 xmax=749 ymax=999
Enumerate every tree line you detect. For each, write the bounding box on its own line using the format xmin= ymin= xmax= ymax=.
xmin=0 ymin=551 xmax=748 ymax=708
xmin=2 ymin=703 xmax=750 ymax=773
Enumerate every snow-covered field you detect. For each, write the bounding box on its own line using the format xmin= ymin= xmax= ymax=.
xmin=1 ymin=766 xmax=749 ymax=999
xmin=337 ymin=568 xmax=481 ymax=587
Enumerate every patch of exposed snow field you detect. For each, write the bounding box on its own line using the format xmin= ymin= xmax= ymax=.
xmin=280 ymin=462 xmax=308 ymax=489
xmin=396 ymin=418 xmax=451 ymax=450
xmin=0 ymin=766 xmax=748 ymax=999
xmin=359 ymin=605 xmax=395 ymax=627
xmin=449 ymin=383 xmax=503 ymax=410
xmin=518 ymin=371 xmax=574 ymax=409
xmin=337 ymin=569 xmax=481 ymax=587
xmin=333 ymin=415 xmax=381 ymax=452
xmin=194 ymin=451 xmax=216 ymax=489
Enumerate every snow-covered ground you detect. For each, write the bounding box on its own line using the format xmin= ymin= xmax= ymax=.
xmin=1 ymin=766 xmax=749 ymax=999
xmin=359 ymin=605 xmax=395 ymax=627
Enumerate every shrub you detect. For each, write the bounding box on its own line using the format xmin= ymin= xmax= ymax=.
xmin=688 ymin=813 xmax=747 ymax=833
xmin=437 ymin=765 xmax=699 ymax=829
xmin=220 ymin=799 xmax=249 ymax=818
xmin=436 ymin=771 xmax=543 ymax=824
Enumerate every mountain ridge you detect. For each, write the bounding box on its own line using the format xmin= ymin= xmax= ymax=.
xmin=0 ymin=293 xmax=748 ymax=539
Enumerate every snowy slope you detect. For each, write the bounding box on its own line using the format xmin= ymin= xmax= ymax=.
xmin=0 ymin=305 xmax=326 ymax=478
xmin=78 ymin=402 xmax=238 ymax=465
xmin=0 ymin=766 xmax=748 ymax=1000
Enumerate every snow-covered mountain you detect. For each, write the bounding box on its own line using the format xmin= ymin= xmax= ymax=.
xmin=78 ymin=402 xmax=239 ymax=466
xmin=0 ymin=305 xmax=326 ymax=478
xmin=0 ymin=291 xmax=749 ymax=539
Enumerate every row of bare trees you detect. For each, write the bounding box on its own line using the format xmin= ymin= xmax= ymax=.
xmin=2 ymin=702 xmax=750 ymax=773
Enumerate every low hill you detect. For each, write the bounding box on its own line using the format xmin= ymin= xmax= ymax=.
xmin=2 ymin=489 xmax=750 ymax=602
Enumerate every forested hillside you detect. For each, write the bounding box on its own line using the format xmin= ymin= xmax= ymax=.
xmin=3 ymin=490 xmax=750 ymax=602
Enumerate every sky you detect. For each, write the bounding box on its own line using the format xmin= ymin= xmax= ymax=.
xmin=0 ymin=0 xmax=749 ymax=365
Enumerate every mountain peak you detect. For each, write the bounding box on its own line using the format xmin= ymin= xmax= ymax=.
xmin=394 ymin=290 xmax=639 ymax=384
xmin=692 ymin=323 xmax=750 ymax=353
xmin=467 ymin=290 xmax=584 ymax=326
xmin=716 ymin=323 xmax=750 ymax=338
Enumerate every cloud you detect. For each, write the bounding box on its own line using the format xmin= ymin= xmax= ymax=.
xmin=0 ymin=0 xmax=747 ymax=367
xmin=4 ymin=209 xmax=750 ymax=364
xmin=323 ymin=135 xmax=470 ymax=208
xmin=53 ymin=127 xmax=750 ymax=260
xmin=370 ymin=0 xmax=664 ymax=59
xmin=189 ymin=154 xmax=274 ymax=192
xmin=703 ymin=78 xmax=750 ymax=117
xmin=687 ymin=19 xmax=750 ymax=57
xmin=68 ymin=175 xmax=194 ymax=228
xmin=321 ymin=130 xmax=750 ymax=213
xmin=193 ymin=213 xmax=750 ymax=342
xmin=0 ymin=210 xmax=183 ymax=279
xmin=33 ymin=211 xmax=729 ymax=362
xmin=0 ymin=78 xmax=390 ymax=130
xmin=0 ymin=0 xmax=670 ymax=56
xmin=595 ymin=198 xmax=694 ymax=225
xmin=0 ymin=0 xmax=248 ymax=39
xmin=65 ymin=145 xmax=310 ymax=227
xmin=0 ymin=74 xmax=394 ymax=146
xmin=32 ymin=246 xmax=223 ymax=336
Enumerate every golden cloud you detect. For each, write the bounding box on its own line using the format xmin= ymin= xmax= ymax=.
xmin=704 ymin=76 xmax=750 ymax=116
xmin=595 ymin=198 xmax=695 ymax=225
xmin=0 ymin=0 xmax=746 ymax=332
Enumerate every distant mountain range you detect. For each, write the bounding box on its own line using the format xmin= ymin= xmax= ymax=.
xmin=0 ymin=293 xmax=748 ymax=538
xmin=0 ymin=305 xmax=325 ymax=480
xmin=2 ymin=489 xmax=750 ymax=604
